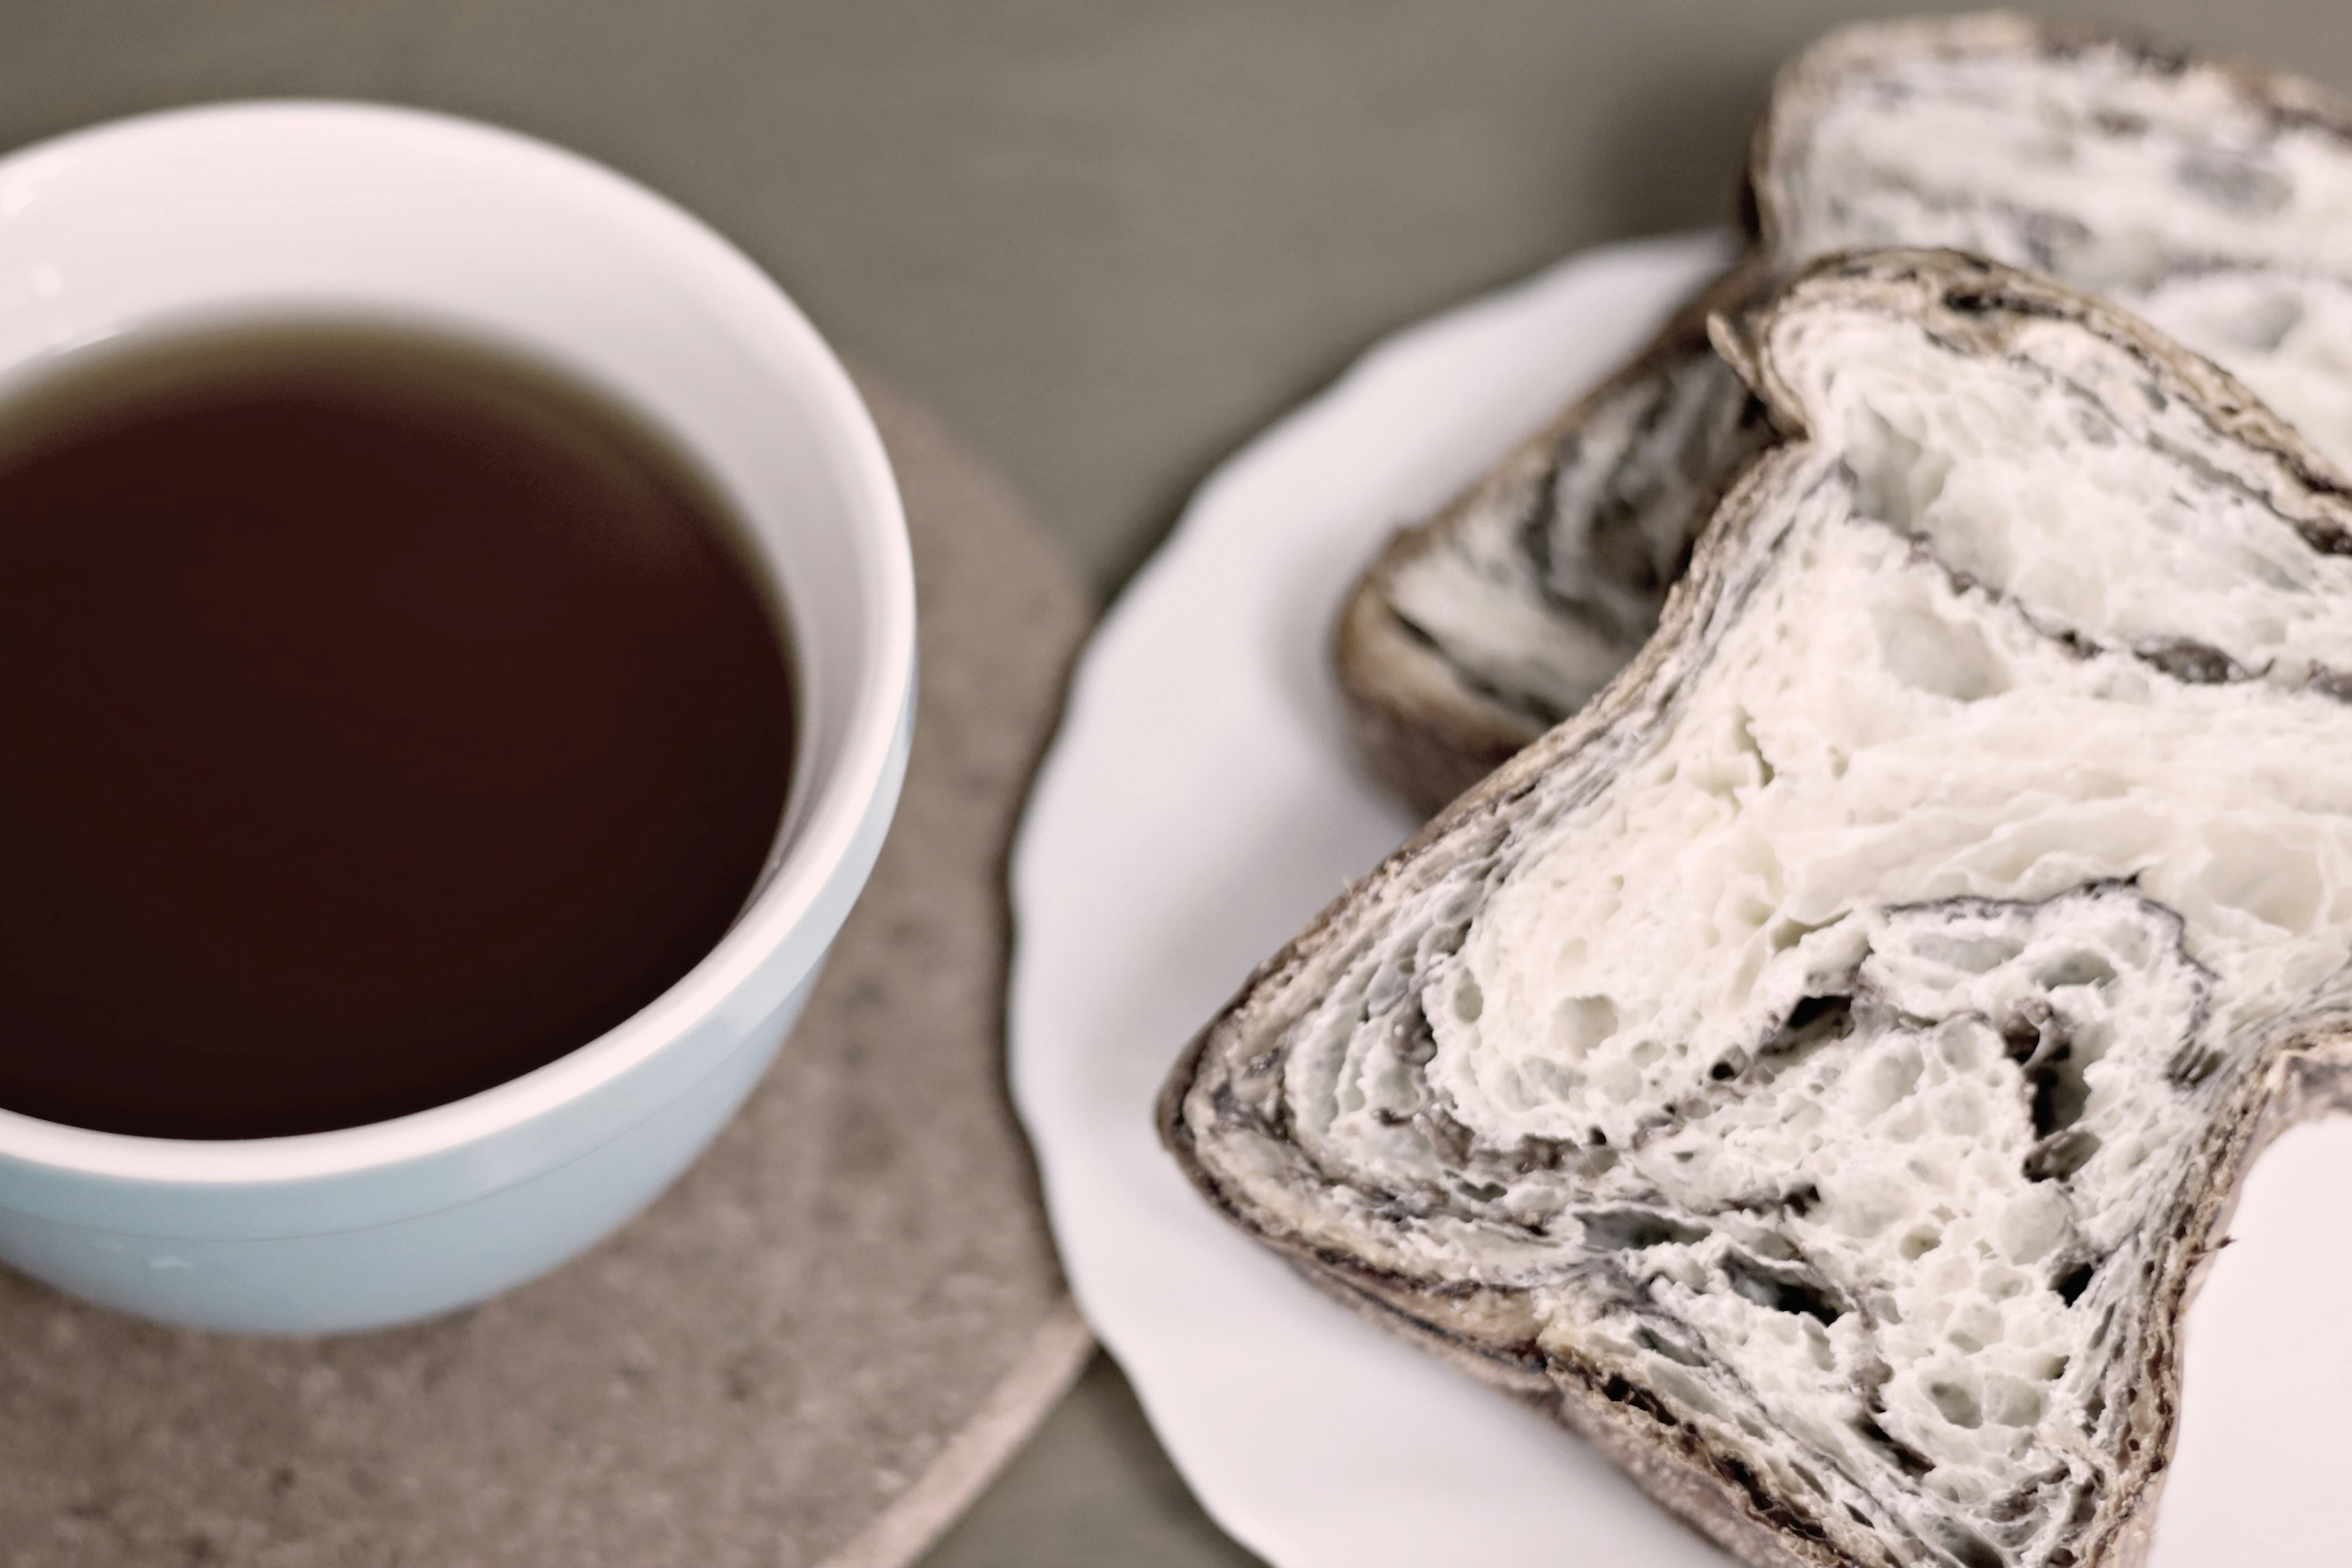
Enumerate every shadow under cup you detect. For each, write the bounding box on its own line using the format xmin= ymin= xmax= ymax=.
xmin=0 ymin=102 xmax=915 ymax=1333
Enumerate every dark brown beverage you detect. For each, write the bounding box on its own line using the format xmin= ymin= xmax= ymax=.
xmin=0 ymin=324 xmax=796 ymax=1139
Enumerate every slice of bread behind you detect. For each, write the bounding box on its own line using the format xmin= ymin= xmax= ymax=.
xmin=1174 ymin=251 xmax=2352 ymax=1568
xmin=1342 ymin=13 xmax=2352 ymax=813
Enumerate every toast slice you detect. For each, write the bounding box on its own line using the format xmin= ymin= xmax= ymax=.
xmin=1167 ymin=251 xmax=2352 ymax=1568
xmin=1341 ymin=12 xmax=2352 ymax=813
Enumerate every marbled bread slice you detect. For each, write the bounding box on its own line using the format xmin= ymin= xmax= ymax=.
xmin=1169 ymin=251 xmax=2352 ymax=1568
xmin=1342 ymin=12 xmax=2352 ymax=813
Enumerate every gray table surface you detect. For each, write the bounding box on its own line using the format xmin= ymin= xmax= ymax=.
xmin=12 ymin=3 xmax=2352 ymax=1564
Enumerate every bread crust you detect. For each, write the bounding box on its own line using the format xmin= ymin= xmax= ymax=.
xmin=1172 ymin=249 xmax=2352 ymax=1568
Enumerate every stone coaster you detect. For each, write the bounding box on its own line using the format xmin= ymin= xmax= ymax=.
xmin=0 ymin=377 xmax=1097 ymax=1568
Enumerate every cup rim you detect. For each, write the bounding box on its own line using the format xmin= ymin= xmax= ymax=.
xmin=0 ymin=100 xmax=914 ymax=1187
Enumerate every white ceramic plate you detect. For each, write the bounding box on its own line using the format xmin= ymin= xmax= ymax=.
xmin=1010 ymin=232 xmax=2352 ymax=1567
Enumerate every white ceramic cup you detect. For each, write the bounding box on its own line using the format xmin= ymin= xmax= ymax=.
xmin=0 ymin=104 xmax=914 ymax=1333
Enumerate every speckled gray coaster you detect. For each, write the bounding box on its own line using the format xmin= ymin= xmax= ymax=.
xmin=0 ymin=378 xmax=1096 ymax=1568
